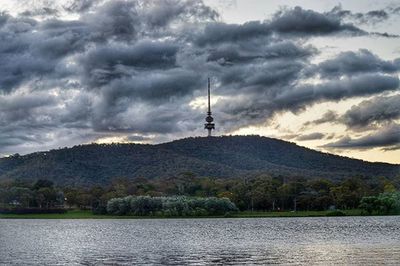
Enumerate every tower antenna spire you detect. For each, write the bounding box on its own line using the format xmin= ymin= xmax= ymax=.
xmin=208 ymin=77 xmax=211 ymax=113
xmin=204 ymin=77 xmax=215 ymax=137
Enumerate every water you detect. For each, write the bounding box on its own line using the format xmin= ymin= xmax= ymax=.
xmin=1 ymin=216 xmax=400 ymax=265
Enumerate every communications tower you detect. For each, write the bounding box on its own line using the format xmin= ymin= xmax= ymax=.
xmin=204 ymin=78 xmax=215 ymax=137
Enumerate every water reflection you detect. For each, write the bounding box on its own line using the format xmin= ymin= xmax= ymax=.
xmin=1 ymin=217 xmax=400 ymax=265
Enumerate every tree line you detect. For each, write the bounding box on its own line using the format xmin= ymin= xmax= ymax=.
xmin=0 ymin=179 xmax=64 ymax=210
xmin=0 ymin=173 xmax=399 ymax=214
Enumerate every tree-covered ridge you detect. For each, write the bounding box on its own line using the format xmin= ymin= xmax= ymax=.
xmin=0 ymin=136 xmax=398 ymax=186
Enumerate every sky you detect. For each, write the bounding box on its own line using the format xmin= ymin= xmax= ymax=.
xmin=0 ymin=0 xmax=399 ymax=164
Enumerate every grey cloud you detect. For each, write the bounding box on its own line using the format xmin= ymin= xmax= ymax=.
xmin=0 ymin=54 xmax=56 ymax=93
xmin=323 ymin=124 xmax=400 ymax=149
xmin=143 ymin=0 xmax=218 ymax=28
xmin=208 ymin=40 xmax=314 ymax=92
xmin=341 ymin=95 xmax=400 ymax=128
xmin=327 ymin=5 xmax=391 ymax=25
xmin=0 ymin=93 xmax=56 ymax=122
xmin=389 ymin=6 xmax=400 ymax=14
xmin=0 ymin=0 xmax=204 ymax=93
xmin=103 ymin=68 xmax=201 ymax=103
xmin=313 ymin=49 xmax=399 ymax=78
xmin=196 ymin=6 xmax=369 ymax=46
xmin=275 ymin=74 xmax=399 ymax=111
xmin=270 ymin=6 xmax=363 ymax=35
xmin=92 ymin=99 xmax=201 ymax=134
xmin=325 ymin=133 xmax=336 ymax=140
xmin=0 ymin=89 xmax=97 ymax=154
xmin=63 ymin=0 xmax=102 ymax=13
xmin=382 ymin=145 xmax=400 ymax=151
xmin=20 ymin=7 xmax=59 ymax=18
xmin=305 ymin=111 xmax=338 ymax=126
xmin=296 ymin=132 xmax=325 ymax=141
xmin=370 ymin=32 xmax=400 ymax=38
xmin=0 ymin=12 xmax=10 ymax=27
xmin=195 ymin=21 xmax=271 ymax=46
xmin=90 ymin=69 xmax=204 ymax=134
xmin=0 ymin=17 xmax=87 ymax=92
xmin=84 ymin=0 xmax=140 ymax=41
xmin=80 ymin=41 xmax=179 ymax=86
xmin=207 ymin=41 xmax=315 ymax=65
xmin=217 ymin=73 xmax=398 ymax=131
xmin=59 ymin=93 xmax=94 ymax=127
xmin=280 ymin=134 xmax=298 ymax=140
xmin=218 ymin=59 xmax=305 ymax=93
xmin=126 ymin=135 xmax=151 ymax=142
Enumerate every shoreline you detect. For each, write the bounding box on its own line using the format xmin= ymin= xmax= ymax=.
xmin=3 ymin=209 xmax=395 ymax=219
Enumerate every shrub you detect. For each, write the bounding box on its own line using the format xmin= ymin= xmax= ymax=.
xmin=359 ymin=192 xmax=400 ymax=215
xmin=105 ymin=195 xmax=239 ymax=216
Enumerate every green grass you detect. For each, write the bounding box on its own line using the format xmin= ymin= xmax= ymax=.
xmin=234 ymin=209 xmax=362 ymax=218
xmin=0 ymin=209 xmax=366 ymax=219
xmin=0 ymin=210 xmax=103 ymax=219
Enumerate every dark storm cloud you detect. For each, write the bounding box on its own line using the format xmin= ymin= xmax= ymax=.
xmin=0 ymin=93 xmax=56 ymax=122
xmin=84 ymin=0 xmax=140 ymax=42
xmin=80 ymin=40 xmax=179 ymax=86
xmin=195 ymin=21 xmax=271 ymax=46
xmin=296 ymin=132 xmax=325 ymax=141
xmin=196 ymin=6 xmax=367 ymax=46
xmin=217 ymin=59 xmax=306 ymax=92
xmin=275 ymin=74 xmax=399 ymax=111
xmin=92 ymin=100 xmax=201 ymax=134
xmin=89 ymin=68 xmax=203 ymax=134
xmin=311 ymin=49 xmax=400 ymax=78
xmin=206 ymin=41 xmax=315 ymax=65
xmin=341 ymin=95 xmax=400 ymax=128
xmin=100 ymin=68 xmax=201 ymax=103
xmin=270 ymin=6 xmax=363 ymax=35
xmin=323 ymin=124 xmax=400 ymax=149
xmin=0 ymin=0 xmax=218 ymax=93
xmin=0 ymin=15 xmax=90 ymax=93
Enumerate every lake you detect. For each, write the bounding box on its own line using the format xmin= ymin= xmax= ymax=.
xmin=1 ymin=216 xmax=400 ymax=265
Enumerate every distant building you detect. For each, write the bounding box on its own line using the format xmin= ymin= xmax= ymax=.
xmin=204 ymin=78 xmax=215 ymax=137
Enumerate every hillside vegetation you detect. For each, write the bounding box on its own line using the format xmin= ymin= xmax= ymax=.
xmin=0 ymin=136 xmax=398 ymax=186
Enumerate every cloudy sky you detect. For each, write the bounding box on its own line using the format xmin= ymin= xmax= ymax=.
xmin=0 ymin=0 xmax=399 ymax=163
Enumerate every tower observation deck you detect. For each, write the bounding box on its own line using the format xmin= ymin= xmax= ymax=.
xmin=204 ymin=78 xmax=215 ymax=137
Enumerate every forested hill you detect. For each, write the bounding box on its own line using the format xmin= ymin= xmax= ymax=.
xmin=0 ymin=136 xmax=398 ymax=186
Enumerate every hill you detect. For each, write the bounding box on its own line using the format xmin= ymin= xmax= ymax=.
xmin=0 ymin=136 xmax=398 ymax=186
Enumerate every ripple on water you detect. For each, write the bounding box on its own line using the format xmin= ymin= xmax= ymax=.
xmin=1 ymin=216 xmax=400 ymax=265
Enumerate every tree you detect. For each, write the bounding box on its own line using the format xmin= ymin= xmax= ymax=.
xmin=9 ymin=187 xmax=33 ymax=207
xmin=33 ymin=179 xmax=54 ymax=190
xmin=359 ymin=196 xmax=379 ymax=214
xmin=36 ymin=187 xmax=57 ymax=208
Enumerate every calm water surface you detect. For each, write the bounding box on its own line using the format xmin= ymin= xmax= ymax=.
xmin=1 ymin=216 xmax=400 ymax=265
